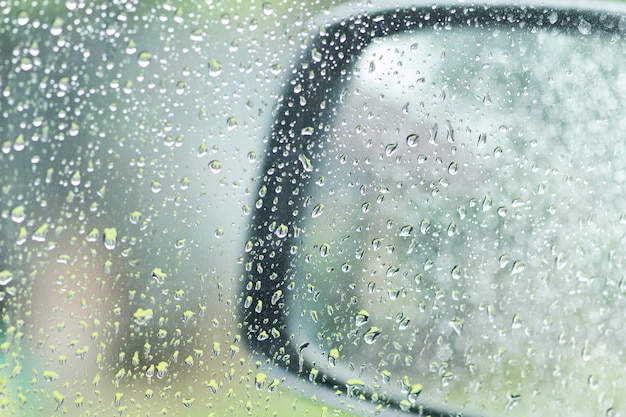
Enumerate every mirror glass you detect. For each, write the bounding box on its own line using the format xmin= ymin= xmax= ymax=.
xmin=290 ymin=23 xmax=626 ymax=415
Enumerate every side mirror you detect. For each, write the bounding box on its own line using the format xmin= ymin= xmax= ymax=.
xmin=243 ymin=2 xmax=626 ymax=416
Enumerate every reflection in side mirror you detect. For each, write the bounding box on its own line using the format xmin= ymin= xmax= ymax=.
xmin=243 ymin=4 xmax=626 ymax=416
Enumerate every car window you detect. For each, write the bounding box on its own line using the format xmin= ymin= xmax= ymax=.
xmin=1 ymin=1 xmax=626 ymax=417
xmin=0 ymin=2 xmax=355 ymax=416
xmin=243 ymin=2 xmax=626 ymax=417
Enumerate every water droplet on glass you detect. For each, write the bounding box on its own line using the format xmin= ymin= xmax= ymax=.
xmin=385 ymin=142 xmax=398 ymax=156
xmin=133 ymin=308 xmax=154 ymax=325
xmin=363 ymin=327 xmax=382 ymax=344
xmin=355 ymin=310 xmax=370 ymax=327
xmin=511 ymin=260 xmax=525 ymax=275
xmin=70 ymin=170 xmax=81 ymax=186
xmin=505 ymin=393 xmax=521 ymax=411
xmin=511 ymin=313 xmax=522 ymax=329
xmin=429 ymin=123 xmax=438 ymax=144
xmin=319 ymin=243 xmax=330 ymax=257
xmin=226 ymin=117 xmax=237 ymax=131
xmin=578 ymin=18 xmax=592 ymax=35
xmin=138 ymin=51 xmax=152 ymax=68
xmin=424 ymin=258 xmax=434 ymax=271
xmin=386 ymin=265 xmax=400 ymax=278
xmin=0 ymin=270 xmax=14 ymax=286
xmin=447 ymin=162 xmax=458 ymax=175
xmin=19 ymin=57 xmax=33 ymax=72
xmin=208 ymin=160 xmax=222 ymax=174
xmin=255 ymin=372 xmax=267 ymax=390
xmin=298 ymin=153 xmax=313 ymax=172
xmin=103 ymin=228 xmax=117 ymax=250
xmin=275 ymin=224 xmax=288 ymax=238
xmin=208 ymin=58 xmax=222 ymax=77
xmin=451 ymin=265 xmax=462 ymax=280
xmin=448 ymin=317 xmax=464 ymax=335
xmin=311 ymin=48 xmax=322 ymax=63
xmin=549 ymin=11 xmax=558 ymax=24
xmin=408 ymin=384 xmax=422 ymax=404
xmin=10 ymin=205 xmax=26 ymax=223
xmin=50 ymin=17 xmax=64 ymax=36
xmin=477 ymin=133 xmax=487 ymax=148
xmin=406 ymin=133 xmax=419 ymax=148
xmin=481 ymin=194 xmax=493 ymax=211
xmin=399 ymin=225 xmax=413 ymax=237
xmin=345 ymin=379 xmax=365 ymax=398
xmin=311 ymin=203 xmax=324 ymax=218
xmin=16 ymin=10 xmax=29 ymax=26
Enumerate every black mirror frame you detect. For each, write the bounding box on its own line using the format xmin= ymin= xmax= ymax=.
xmin=242 ymin=2 xmax=626 ymax=415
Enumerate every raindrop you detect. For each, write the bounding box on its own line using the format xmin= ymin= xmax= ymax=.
xmin=345 ymin=379 xmax=365 ymax=398
xmin=424 ymin=258 xmax=434 ymax=271
xmin=385 ymin=142 xmax=398 ymax=156
xmin=103 ymin=227 xmax=117 ymax=250
xmin=511 ymin=313 xmax=522 ymax=329
xmin=70 ymin=170 xmax=81 ymax=186
xmin=408 ymin=384 xmax=422 ymax=404
xmin=10 ymin=206 xmax=26 ymax=223
xmin=268 ymin=379 xmax=280 ymax=392
xmin=511 ymin=260 xmax=525 ymax=275
xmin=482 ymin=194 xmax=493 ymax=211
xmin=328 ymin=348 xmax=339 ymax=367
xmin=399 ymin=225 xmax=413 ymax=237
xmin=311 ymin=203 xmax=324 ymax=218
xmin=319 ymin=243 xmax=330 ymax=257
xmin=50 ymin=17 xmax=64 ymax=36
xmin=255 ymin=372 xmax=267 ymax=389
xmin=16 ymin=10 xmax=30 ymax=26
xmin=505 ymin=393 xmax=521 ymax=411
xmin=0 ymin=270 xmax=14 ymax=286
xmin=447 ymin=162 xmax=458 ymax=175
xmin=406 ymin=133 xmax=419 ymax=148
xmin=355 ymin=310 xmax=369 ymax=327
xmin=449 ymin=317 xmax=464 ymax=335
xmin=133 ymin=308 xmax=154 ymax=325
xmin=549 ymin=11 xmax=558 ymax=24
xmin=275 ymin=224 xmax=289 ymax=238
xmin=477 ymin=133 xmax=487 ymax=148
xmin=19 ymin=57 xmax=33 ymax=72
xmin=363 ymin=327 xmax=382 ymax=344
xmin=138 ymin=51 xmax=152 ymax=68
xmin=428 ymin=123 xmax=438 ymax=144
xmin=298 ymin=153 xmax=313 ymax=172
xmin=226 ymin=117 xmax=237 ymax=130
xmin=208 ymin=58 xmax=222 ymax=77
xmin=208 ymin=160 xmax=222 ymax=173
xmin=578 ymin=18 xmax=592 ymax=35
xmin=386 ymin=265 xmax=400 ymax=277
xmin=262 ymin=1 xmax=274 ymax=16
xmin=311 ymin=48 xmax=322 ymax=63
xmin=451 ymin=265 xmax=462 ymax=280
